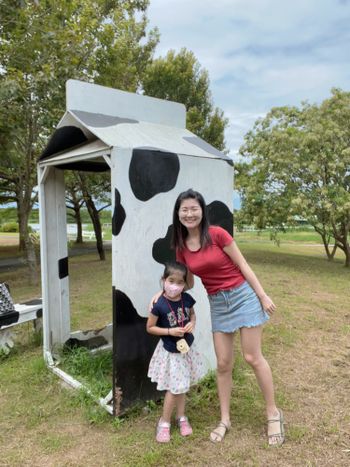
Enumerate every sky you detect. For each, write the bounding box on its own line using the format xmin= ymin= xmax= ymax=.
xmin=147 ymin=0 xmax=350 ymax=161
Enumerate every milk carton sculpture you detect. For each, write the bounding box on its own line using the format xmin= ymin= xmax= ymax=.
xmin=39 ymin=80 xmax=233 ymax=415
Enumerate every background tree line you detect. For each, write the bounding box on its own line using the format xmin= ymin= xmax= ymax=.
xmin=1 ymin=1 xmax=348 ymax=282
xmin=235 ymin=88 xmax=350 ymax=267
xmin=0 ymin=0 xmax=228 ymax=283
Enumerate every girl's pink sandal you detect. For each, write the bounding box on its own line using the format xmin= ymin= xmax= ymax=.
xmin=177 ymin=416 xmax=193 ymax=436
xmin=156 ymin=420 xmax=171 ymax=443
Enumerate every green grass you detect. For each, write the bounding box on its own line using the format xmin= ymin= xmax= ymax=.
xmin=1 ymin=238 xmax=350 ymax=466
xmin=236 ymin=228 xmax=326 ymax=244
xmin=59 ymin=346 xmax=112 ymax=398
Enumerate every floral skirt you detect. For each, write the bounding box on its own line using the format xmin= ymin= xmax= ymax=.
xmin=148 ymin=340 xmax=206 ymax=394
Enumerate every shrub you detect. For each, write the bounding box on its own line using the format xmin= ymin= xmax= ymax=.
xmin=0 ymin=222 xmax=19 ymax=233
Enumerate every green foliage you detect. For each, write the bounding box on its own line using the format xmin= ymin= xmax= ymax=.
xmin=60 ymin=346 xmax=112 ymax=398
xmin=0 ymin=207 xmax=18 ymax=223
xmin=0 ymin=221 xmax=19 ymax=232
xmin=142 ymin=48 xmax=228 ymax=151
xmin=0 ymin=0 xmax=158 ymax=252
xmin=237 ymin=88 xmax=350 ymax=266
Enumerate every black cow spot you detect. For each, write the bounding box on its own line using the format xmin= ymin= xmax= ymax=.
xmin=58 ymin=257 xmax=69 ymax=279
xmin=64 ymin=335 xmax=108 ymax=350
xmin=208 ymin=201 xmax=233 ymax=235
xmin=129 ymin=149 xmax=180 ymax=201
xmin=113 ymin=287 xmax=159 ymax=411
xmin=113 ymin=289 xmax=145 ymax=326
xmin=152 ymin=225 xmax=175 ymax=266
xmin=40 ymin=126 xmax=87 ymax=159
xmin=112 ymin=189 xmax=126 ymax=236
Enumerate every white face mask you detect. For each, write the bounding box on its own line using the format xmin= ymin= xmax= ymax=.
xmin=164 ymin=280 xmax=184 ymax=299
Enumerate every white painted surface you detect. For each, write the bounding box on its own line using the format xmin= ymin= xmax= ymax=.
xmin=39 ymin=167 xmax=70 ymax=351
xmin=66 ymin=80 xmax=186 ymax=129
xmin=113 ymin=151 xmax=232 ymax=371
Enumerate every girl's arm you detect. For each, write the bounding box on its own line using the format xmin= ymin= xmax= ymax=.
xmin=183 ymin=307 xmax=196 ymax=333
xmin=147 ymin=313 xmax=185 ymax=337
xmin=223 ymin=241 xmax=276 ymax=314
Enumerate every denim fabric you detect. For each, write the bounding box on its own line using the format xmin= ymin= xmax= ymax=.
xmin=208 ymin=281 xmax=269 ymax=333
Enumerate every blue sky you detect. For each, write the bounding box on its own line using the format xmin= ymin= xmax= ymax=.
xmin=148 ymin=0 xmax=350 ymax=163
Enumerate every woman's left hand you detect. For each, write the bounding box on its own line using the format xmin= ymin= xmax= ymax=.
xmin=259 ymin=294 xmax=276 ymax=315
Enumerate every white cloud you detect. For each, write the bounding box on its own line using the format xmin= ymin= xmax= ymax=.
xmin=147 ymin=0 xmax=350 ymax=153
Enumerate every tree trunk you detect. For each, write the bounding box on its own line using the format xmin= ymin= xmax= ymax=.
xmin=331 ymin=221 xmax=350 ymax=267
xmin=344 ymin=243 xmax=350 ymax=268
xmin=66 ymin=192 xmax=84 ymax=243
xmin=19 ymin=207 xmax=38 ymax=285
xmin=24 ymin=234 xmax=38 ymax=285
xmin=76 ymin=210 xmax=83 ymax=244
xmin=71 ymin=202 xmax=83 ymax=244
xmin=18 ymin=208 xmax=26 ymax=252
xmin=79 ymin=174 xmax=105 ymax=260
xmin=321 ymin=233 xmax=337 ymax=261
xmin=86 ymin=198 xmax=105 ymax=260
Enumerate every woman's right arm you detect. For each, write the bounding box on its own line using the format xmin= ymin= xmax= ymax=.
xmin=148 ymin=291 xmax=163 ymax=312
xmin=185 ymin=270 xmax=194 ymax=289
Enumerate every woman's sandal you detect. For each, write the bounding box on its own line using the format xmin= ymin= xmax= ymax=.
xmin=210 ymin=421 xmax=231 ymax=443
xmin=267 ymin=409 xmax=285 ymax=447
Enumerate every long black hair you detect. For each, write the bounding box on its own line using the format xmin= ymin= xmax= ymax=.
xmin=172 ymin=189 xmax=211 ymax=250
xmin=162 ymin=261 xmax=188 ymax=281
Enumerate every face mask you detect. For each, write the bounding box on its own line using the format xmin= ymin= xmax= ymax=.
xmin=164 ymin=281 xmax=184 ymax=299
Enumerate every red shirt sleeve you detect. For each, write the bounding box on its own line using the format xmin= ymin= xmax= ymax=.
xmin=211 ymin=226 xmax=234 ymax=248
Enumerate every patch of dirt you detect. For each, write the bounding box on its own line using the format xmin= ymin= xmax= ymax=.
xmin=0 ymin=234 xmax=19 ymax=246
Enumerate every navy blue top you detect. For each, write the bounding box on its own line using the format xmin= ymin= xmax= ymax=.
xmin=151 ymin=292 xmax=195 ymax=353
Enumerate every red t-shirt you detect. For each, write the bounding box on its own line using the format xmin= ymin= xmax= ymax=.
xmin=176 ymin=225 xmax=245 ymax=295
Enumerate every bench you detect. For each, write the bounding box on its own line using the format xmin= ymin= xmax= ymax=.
xmin=0 ymin=298 xmax=42 ymax=354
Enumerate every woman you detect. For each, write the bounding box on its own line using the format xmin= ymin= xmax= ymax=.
xmin=153 ymin=188 xmax=284 ymax=446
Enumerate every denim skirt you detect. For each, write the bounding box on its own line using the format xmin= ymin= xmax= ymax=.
xmin=208 ymin=281 xmax=269 ymax=333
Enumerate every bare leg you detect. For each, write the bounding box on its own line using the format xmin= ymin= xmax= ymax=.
xmin=161 ymin=390 xmax=177 ymax=424
xmin=175 ymin=393 xmax=186 ymax=419
xmin=210 ymin=332 xmax=234 ymax=441
xmin=240 ymin=326 xmax=282 ymax=445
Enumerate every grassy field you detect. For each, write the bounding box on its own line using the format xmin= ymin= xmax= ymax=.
xmin=235 ymin=229 xmax=327 ymax=244
xmin=1 ymin=238 xmax=350 ymax=466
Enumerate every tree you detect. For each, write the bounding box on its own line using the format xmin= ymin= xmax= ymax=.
xmin=0 ymin=0 xmax=158 ymax=282
xmin=142 ymin=48 xmax=228 ymax=151
xmin=65 ymin=173 xmax=85 ymax=244
xmin=237 ymin=89 xmax=350 ymax=267
xmin=77 ymin=172 xmax=111 ymax=260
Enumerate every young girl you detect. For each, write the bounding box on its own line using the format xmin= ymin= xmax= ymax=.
xmin=147 ymin=261 xmax=205 ymax=443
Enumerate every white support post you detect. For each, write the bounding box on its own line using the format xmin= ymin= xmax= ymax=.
xmin=39 ymin=165 xmax=70 ymax=356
